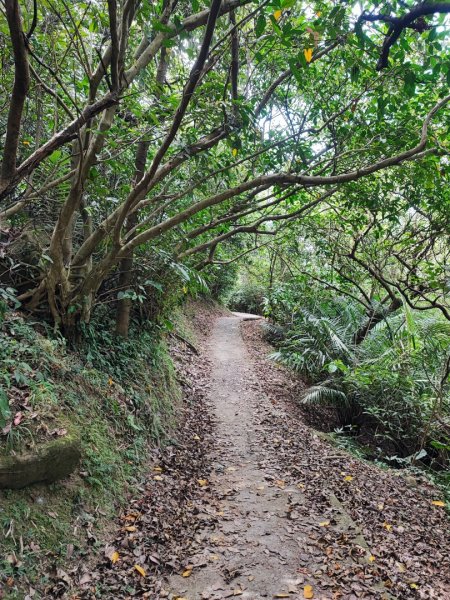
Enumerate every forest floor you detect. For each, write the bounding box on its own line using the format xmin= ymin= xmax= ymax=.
xmin=60 ymin=310 xmax=449 ymax=600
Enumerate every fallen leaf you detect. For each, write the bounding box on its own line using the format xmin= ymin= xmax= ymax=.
xmin=182 ymin=569 xmax=192 ymax=578
xmin=125 ymin=526 xmax=137 ymax=532
xmin=134 ymin=565 xmax=146 ymax=577
xmin=197 ymin=479 xmax=208 ymax=487
xmin=319 ymin=521 xmax=330 ymax=527
xmin=154 ymin=475 xmax=163 ymax=481
xmin=193 ymin=434 xmax=200 ymax=441
xmin=111 ymin=551 xmax=119 ymax=564
xmin=383 ymin=522 xmax=392 ymax=531
xmin=343 ymin=475 xmax=353 ymax=482
xmin=431 ymin=500 xmax=445 ymax=507
xmin=304 ymin=584 xmax=314 ymax=598
xmin=368 ymin=555 xmax=376 ymax=562
xmin=274 ymin=594 xmax=290 ymax=598
xmin=13 ymin=412 xmax=23 ymax=426
xmin=153 ymin=466 xmax=163 ymax=472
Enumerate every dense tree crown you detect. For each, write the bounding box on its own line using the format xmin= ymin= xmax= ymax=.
xmin=0 ymin=0 xmax=449 ymax=336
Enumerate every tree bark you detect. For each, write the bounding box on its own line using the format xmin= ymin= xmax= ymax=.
xmin=115 ymin=141 xmax=149 ymax=337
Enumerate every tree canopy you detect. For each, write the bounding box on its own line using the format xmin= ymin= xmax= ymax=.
xmin=1 ymin=0 xmax=449 ymax=337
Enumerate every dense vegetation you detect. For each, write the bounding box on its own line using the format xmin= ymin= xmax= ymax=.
xmin=0 ymin=2 xmax=449 ymax=596
xmin=0 ymin=0 xmax=449 ymax=523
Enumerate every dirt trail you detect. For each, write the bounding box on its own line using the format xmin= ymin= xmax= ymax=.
xmin=167 ymin=316 xmax=388 ymax=600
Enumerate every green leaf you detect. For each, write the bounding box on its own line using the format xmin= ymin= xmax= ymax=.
xmin=0 ymin=387 xmax=11 ymax=428
xmin=255 ymin=13 xmax=266 ymax=37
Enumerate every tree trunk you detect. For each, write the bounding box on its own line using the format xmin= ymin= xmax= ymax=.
xmin=115 ymin=140 xmax=149 ymax=337
xmin=353 ymin=297 xmax=402 ymax=344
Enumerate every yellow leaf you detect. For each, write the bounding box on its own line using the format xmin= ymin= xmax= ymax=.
xmin=154 ymin=475 xmax=163 ymax=481
xmin=410 ymin=583 xmax=419 ymax=589
xmin=316 ymin=11 xmax=321 ymax=17
xmin=382 ymin=522 xmax=392 ymax=531
xmin=432 ymin=500 xmax=445 ymax=507
xmin=304 ymin=48 xmax=313 ymax=63
xmin=182 ymin=569 xmax=192 ymax=578
xmin=232 ymin=148 xmax=238 ymax=157
xmin=134 ymin=565 xmax=146 ymax=577
xmin=23 ymin=141 xmax=30 ymax=146
xmin=197 ymin=479 xmax=208 ymax=487
xmin=108 ymin=377 xmax=113 ymax=386
xmin=273 ymin=9 xmax=282 ymax=21
xmin=123 ymin=512 xmax=139 ymax=520
xmin=304 ymin=584 xmax=314 ymax=599
xmin=153 ymin=466 xmax=163 ymax=472
xmin=182 ymin=285 xmax=188 ymax=294
xmin=344 ymin=475 xmax=353 ymax=482
xmin=111 ymin=551 xmax=119 ymax=563
xmin=274 ymin=594 xmax=290 ymax=598
xmin=319 ymin=521 xmax=330 ymax=527
xmin=368 ymin=555 xmax=376 ymax=562
xmin=125 ymin=526 xmax=136 ymax=532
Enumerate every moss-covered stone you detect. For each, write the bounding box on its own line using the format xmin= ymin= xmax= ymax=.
xmin=0 ymin=436 xmax=81 ymax=489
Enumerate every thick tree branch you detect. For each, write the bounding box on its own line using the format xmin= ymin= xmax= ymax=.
xmin=1 ymin=0 xmax=31 ymax=184
xmin=360 ymin=2 xmax=450 ymax=70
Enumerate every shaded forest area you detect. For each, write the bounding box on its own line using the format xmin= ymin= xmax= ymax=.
xmin=0 ymin=0 xmax=449 ymax=596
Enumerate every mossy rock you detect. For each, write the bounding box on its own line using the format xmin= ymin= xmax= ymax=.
xmin=0 ymin=435 xmax=81 ymax=489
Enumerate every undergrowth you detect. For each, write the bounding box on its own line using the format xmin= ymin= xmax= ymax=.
xmin=0 ymin=310 xmax=180 ymax=595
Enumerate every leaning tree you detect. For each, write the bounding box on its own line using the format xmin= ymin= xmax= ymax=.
xmin=1 ymin=0 xmax=449 ymax=337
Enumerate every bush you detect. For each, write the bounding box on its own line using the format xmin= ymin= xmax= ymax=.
xmin=228 ymin=282 xmax=265 ymax=314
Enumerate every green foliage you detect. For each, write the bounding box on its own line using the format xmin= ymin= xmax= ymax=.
xmin=228 ymin=282 xmax=265 ymax=314
xmin=0 ymin=312 xmax=180 ymax=577
xmin=204 ymin=263 xmax=239 ymax=302
xmin=265 ymin=279 xmax=450 ymax=464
